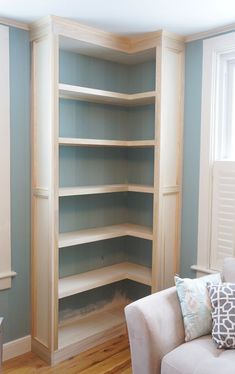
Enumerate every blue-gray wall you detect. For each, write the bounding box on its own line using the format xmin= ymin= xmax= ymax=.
xmin=0 ymin=27 xmax=30 ymax=343
xmin=180 ymin=40 xmax=203 ymax=277
xmin=58 ymin=50 xmax=154 ymax=317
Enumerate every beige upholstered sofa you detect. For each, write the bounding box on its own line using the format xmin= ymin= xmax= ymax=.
xmin=125 ymin=258 xmax=235 ymax=374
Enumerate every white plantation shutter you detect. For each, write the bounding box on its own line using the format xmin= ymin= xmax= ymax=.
xmin=210 ymin=161 xmax=235 ymax=270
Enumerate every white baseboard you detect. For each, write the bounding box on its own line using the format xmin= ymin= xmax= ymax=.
xmin=3 ymin=335 xmax=31 ymax=361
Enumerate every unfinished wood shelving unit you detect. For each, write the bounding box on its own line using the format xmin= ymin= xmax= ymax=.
xmin=30 ymin=15 xmax=185 ymax=365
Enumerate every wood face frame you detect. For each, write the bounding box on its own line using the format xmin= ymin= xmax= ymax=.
xmin=31 ymin=32 xmax=59 ymax=354
xmin=152 ymin=42 xmax=163 ymax=292
xmin=51 ymin=33 xmax=59 ymax=352
xmin=30 ymin=16 xmax=185 ymax=363
xmin=152 ymin=37 xmax=185 ymax=291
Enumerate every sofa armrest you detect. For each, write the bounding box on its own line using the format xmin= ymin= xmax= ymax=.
xmin=125 ymin=287 xmax=185 ymax=374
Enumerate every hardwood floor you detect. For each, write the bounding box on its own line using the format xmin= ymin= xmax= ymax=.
xmin=3 ymin=335 xmax=132 ymax=374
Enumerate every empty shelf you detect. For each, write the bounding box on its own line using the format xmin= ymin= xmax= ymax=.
xmin=59 ymin=83 xmax=156 ymax=106
xmin=58 ymin=301 xmax=128 ymax=349
xmin=59 ymin=223 xmax=153 ymax=248
xmin=59 ymin=184 xmax=154 ymax=196
xmin=59 ymin=262 xmax=152 ymax=299
xmin=59 ymin=137 xmax=156 ymax=147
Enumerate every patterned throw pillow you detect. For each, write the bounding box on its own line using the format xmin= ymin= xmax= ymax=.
xmin=207 ymin=283 xmax=235 ymax=348
xmin=175 ymin=273 xmax=221 ymax=341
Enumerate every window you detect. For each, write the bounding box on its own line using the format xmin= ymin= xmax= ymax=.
xmin=194 ymin=32 xmax=235 ymax=274
xmin=0 ymin=25 xmax=16 ymax=290
xmin=216 ymin=52 xmax=235 ymax=161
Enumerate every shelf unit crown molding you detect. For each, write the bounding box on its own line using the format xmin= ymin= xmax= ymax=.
xmin=30 ymin=15 xmax=185 ymax=54
xmin=0 ymin=17 xmax=29 ymax=31
xmin=4 ymin=12 xmax=235 ymax=44
xmin=30 ymin=15 xmax=130 ymax=51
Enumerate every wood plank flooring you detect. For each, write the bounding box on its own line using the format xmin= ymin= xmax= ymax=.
xmin=3 ymin=335 xmax=132 ymax=374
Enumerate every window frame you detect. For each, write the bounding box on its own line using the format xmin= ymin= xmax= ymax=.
xmin=193 ymin=31 xmax=235 ymax=275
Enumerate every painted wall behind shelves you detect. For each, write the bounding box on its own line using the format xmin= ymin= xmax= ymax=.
xmin=0 ymin=27 xmax=30 ymax=343
xmin=180 ymin=39 xmax=203 ymax=278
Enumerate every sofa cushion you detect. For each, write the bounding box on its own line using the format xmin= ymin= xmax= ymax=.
xmin=223 ymin=258 xmax=235 ymax=282
xmin=161 ymin=335 xmax=235 ymax=374
xmin=174 ymin=273 xmax=221 ymax=341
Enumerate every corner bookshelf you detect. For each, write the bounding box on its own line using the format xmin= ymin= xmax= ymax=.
xmin=30 ymin=16 xmax=184 ymax=365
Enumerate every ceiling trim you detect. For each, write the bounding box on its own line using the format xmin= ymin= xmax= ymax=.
xmin=0 ymin=16 xmax=29 ymax=30
xmin=0 ymin=14 xmax=235 ymax=43
xmin=185 ymin=22 xmax=235 ymax=42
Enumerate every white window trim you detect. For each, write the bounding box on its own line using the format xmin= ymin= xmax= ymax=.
xmin=0 ymin=25 xmax=16 ymax=290
xmin=193 ymin=31 xmax=235 ymax=275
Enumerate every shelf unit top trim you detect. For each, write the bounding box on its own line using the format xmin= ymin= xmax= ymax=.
xmin=30 ymin=15 xmax=185 ymax=53
xmin=59 ymin=184 xmax=154 ymax=196
xmin=58 ymin=262 xmax=152 ymax=298
xmin=59 ymin=223 xmax=153 ymax=248
xmin=59 ymin=84 xmax=156 ymax=106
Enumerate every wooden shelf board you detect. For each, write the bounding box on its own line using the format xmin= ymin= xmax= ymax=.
xmin=58 ymin=301 xmax=128 ymax=349
xmin=59 ymin=83 xmax=156 ymax=106
xmin=59 ymin=137 xmax=156 ymax=147
xmin=58 ymin=262 xmax=151 ymax=299
xmin=59 ymin=184 xmax=154 ymax=196
xmin=127 ymin=184 xmax=154 ymax=194
xmin=59 ymin=223 xmax=153 ymax=248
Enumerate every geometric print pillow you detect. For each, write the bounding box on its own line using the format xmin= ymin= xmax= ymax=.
xmin=207 ymin=283 xmax=235 ymax=349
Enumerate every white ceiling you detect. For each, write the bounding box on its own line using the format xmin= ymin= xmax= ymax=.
xmin=1 ymin=0 xmax=235 ymax=36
